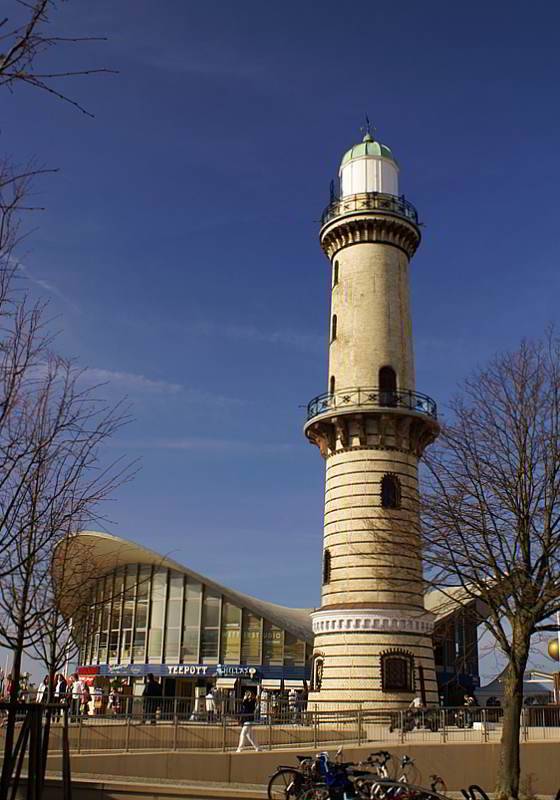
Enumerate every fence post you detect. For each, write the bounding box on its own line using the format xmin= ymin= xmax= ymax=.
xmin=268 ymin=714 xmax=273 ymax=750
xmin=313 ymin=712 xmax=318 ymax=749
xmin=357 ymin=706 xmax=362 ymax=746
xmin=440 ymin=709 xmax=446 ymax=743
xmin=173 ymin=712 xmax=178 ymax=751
xmin=482 ymin=708 xmax=488 ymax=743
xmin=399 ymin=711 xmax=405 ymax=744
xmin=125 ymin=716 xmax=131 ymax=752
xmin=77 ymin=716 xmax=82 ymax=753
xmin=221 ymin=716 xmax=226 ymax=753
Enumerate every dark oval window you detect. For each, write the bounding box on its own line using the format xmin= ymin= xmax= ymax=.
xmin=381 ymin=474 xmax=401 ymax=509
xmin=333 ymin=260 xmax=339 ymax=286
xmin=330 ymin=375 xmax=335 ymax=395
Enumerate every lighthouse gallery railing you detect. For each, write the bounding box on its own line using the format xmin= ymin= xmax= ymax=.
xmin=306 ymin=387 xmax=437 ymax=422
xmin=321 ymin=191 xmax=419 ymax=227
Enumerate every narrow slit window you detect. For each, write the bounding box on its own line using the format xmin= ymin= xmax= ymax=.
xmin=333 ymin=260 xmax=339 ymax=287
xmin=322 ymin=549 xmax=331 ymax=585
xmin=330 ymin=376 xmax=335 ymax=395
xmin=381 ymin=474 xmax=401 ymax=509
xmin=331 ymin=314 xmax=337 ymax=342
xmin=379 ymin=366 xmax=397 ymax=407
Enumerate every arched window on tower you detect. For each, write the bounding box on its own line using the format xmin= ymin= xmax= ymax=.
xmin=333 ymin=260 xmax=339 ymax=287
xmin=381 ymin=651 xmax=414 ymax=693
xmin=322 ymin=549 xmax=331 ymax=585
xmin=330 ymin=375 xmax=335 ymax=396
xmin=381 ymin=474 xmax=401 ymax=509
xmin=331 ymin=314 xmax=337 ymax=342
xmin=311 ymin=654 xmax=324 ymax=692
xmin=379 ymin=366 xmax=397 ymax=407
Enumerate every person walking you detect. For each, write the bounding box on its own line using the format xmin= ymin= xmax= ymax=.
xmin=236 ymin=690 xmax=259 ymax=752
xmin=142 ymin=673 xmax=162 ymax=724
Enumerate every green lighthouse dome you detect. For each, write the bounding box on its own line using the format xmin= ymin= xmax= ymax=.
xmin=340 ymin=133 xmax=397 ymax=166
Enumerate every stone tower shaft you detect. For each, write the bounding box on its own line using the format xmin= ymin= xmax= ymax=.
xmin=304 ymin=135 xmax=439 ymax=709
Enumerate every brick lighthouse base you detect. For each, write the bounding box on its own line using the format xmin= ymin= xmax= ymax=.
xmin=307 ymin=609 xmax=439 ymax=709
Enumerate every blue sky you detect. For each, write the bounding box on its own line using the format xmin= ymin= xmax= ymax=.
xmin=4 ymin=0 xmax=560 ymax=680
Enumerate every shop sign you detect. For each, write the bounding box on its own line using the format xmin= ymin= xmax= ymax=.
xmin=216 ymin=664 xmax=257 ymax=678
xmin=166 ymin=665 xmax=209 ymax=676
xmin=106 ymin=664 xmax=145 ymax=676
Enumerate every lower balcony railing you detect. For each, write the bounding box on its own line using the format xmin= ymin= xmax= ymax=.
xmin=306 ymin=387 xmax=437 ymax=422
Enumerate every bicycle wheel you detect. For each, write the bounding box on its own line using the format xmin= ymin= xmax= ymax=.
xmin=300 ymin=788 xmax=329 ymax=800
xmin=267 ymin=768 xmax=304 ymax=800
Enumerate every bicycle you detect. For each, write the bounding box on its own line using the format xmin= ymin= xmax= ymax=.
xmin=267 ymin=755 xmax=316 ymax=799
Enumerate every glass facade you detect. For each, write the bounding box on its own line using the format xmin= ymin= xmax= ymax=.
xmin=79 ymin=564 xmax=310 ymax=670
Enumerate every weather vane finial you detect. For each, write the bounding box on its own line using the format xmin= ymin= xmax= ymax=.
xmin=361 ymin=114 xmax=375 ymax=141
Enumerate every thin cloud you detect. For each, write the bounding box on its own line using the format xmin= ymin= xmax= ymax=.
xmin=16 ymin=261 xmax=80 ymax=313
xmin=189 ymin=321 xmax=323 ymax=354
xmin=117 ymin=436 xmax=294 ymax=454
xmin=83 ymin=368 xmax=182 ymax=395
xmin=83 ymin=368 xmax=243 ymax=407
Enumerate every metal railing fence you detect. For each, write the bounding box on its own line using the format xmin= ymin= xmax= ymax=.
xmin=306 ymin=386 xmax=438 ymax=422
xmin=3 ymin=704 xmax=560 ymax=753
xmin=321 ymin=191 xmax=419 ymax=227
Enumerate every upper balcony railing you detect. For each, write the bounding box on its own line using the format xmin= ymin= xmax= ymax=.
xmin=321 ymin=191 xmax=419 ymax=227
xmin=306 ymin=387 xmax=437 ymax=422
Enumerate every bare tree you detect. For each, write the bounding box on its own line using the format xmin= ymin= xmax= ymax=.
xmin=0 ymin=353 xmax=131 ymax=799
xmin=0 ymin=0 xmax=113 ymax=115
xmin=421 ymin=331 xmax=560 ymax=800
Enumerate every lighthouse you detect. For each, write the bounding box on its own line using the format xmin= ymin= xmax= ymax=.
xmin=304 ymin=130 xmax=439 ymax=708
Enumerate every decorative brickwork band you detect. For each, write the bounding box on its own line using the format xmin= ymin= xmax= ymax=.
xmin=320 ymin=213 xmax=421 ymax=260
xmin=311 ymin=608 xmax=434 ymax=635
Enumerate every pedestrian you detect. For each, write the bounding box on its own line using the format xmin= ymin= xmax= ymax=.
xmin=408 ymin=694 xmax=425 ymax=730
xmin=54 ymin=674 xmax=68 ymax=721
xmin=236 ymin=690 xmax=259 ymax=752
xmin=258 ymin=688 xmax=269 ymax=722
xmin=288 ymin=688 xmax=298 ymax=723
xmin=36 ymin=675 xmax=50 ymax=704
xmin=205 ymin=687 xmax=215 ymax=722
xmin=142 ymin=673 xmax=162 ymax=724
xmin=70 ymin=673 xmax=84 ymax=721
xmin=3 ymin=674 xmax=13 ymax=702
xmin=108 ymin=687 xmax=121 ymax=716
xmin=81 ymin=683 xmax=91 ymax=716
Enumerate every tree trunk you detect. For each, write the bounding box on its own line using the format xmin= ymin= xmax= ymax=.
xmin=0 ymin=639 xmax=23 ymax=800
xmin=496 ymin=636 xmax=530 ymax=800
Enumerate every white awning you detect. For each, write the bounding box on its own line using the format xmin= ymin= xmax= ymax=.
xmin=261 ymin=679 xmax=282 ymax=690
xmin=283 ymin=680 xmax=304 ymax=688
xmin=215 ymin=678 xmax=237 ymax=689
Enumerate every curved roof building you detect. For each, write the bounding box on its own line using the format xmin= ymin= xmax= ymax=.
xmin=62 ymin=531 xmax=481 ymax=704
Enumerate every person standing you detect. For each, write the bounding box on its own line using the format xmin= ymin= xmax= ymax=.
xmin=142 ymin=673 xmax=162 ymax=724
xmin=54 ymin=674 xmax=68 ymax=720
xmin=205 ymin=687 xmax=216 ymax=722
xmin=288 ymin=688 xmax=298 ymax=723
xmin=70 ymin=673 xmax=84 ymax=721
xmin=36 ymin=675 xmax=50 ymax=704
xmin=236 ymin=691 xmax=259 ymax=752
